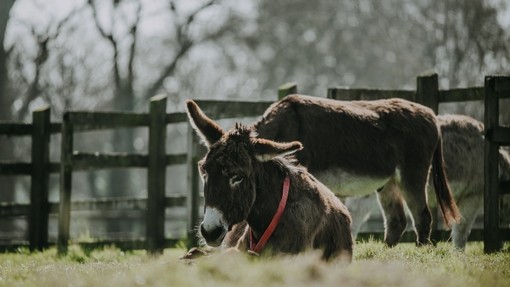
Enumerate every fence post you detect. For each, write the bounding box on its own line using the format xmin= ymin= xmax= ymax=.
xmin=278 ymin=82 xmax=297 ymax=100
xmin=484 ymin=76 xmax=502 ymax=253
xmin=29 ymin=107 xmax=51 ymax=251
xmin=416 ymin=72 xmax=439 ymax=114
xmin=327 ymin=88 xmax=340 ymax=100
xmin=58 ymin=112 xmax=73 ymax=255
xmin=146 ymin=95 xmax=167 ymax=254
xmin=416 ymin=72 xmax=440 ymax=240
xmin=327 ymin=87 xmax=357 ymax=100
xmin=186 ymin=125 xmax=201 ymax=248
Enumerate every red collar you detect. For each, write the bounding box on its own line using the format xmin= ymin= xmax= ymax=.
xmin=249 ymin=176 xmax=290 ymax=255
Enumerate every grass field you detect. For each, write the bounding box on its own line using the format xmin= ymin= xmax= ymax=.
xmin=0 ymin=240 xmax=509 ymax=287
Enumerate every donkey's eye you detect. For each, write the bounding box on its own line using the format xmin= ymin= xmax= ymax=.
xmin=229 ymin=175 xmax=244 ymax=186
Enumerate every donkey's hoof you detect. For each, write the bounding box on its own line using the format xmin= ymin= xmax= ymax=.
xmin=180 ymin=247 xmax=210 ymax=260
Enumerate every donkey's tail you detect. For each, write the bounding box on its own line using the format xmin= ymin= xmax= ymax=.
xmin=432 ymin=137 xmax=461 ymax=227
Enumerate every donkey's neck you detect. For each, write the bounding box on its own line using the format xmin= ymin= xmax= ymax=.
xmin=246 ymin=161 xmax=288 ymax=238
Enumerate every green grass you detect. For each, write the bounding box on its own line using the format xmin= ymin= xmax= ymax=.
xmin=0 ymin=241 xmax=509 ymax=287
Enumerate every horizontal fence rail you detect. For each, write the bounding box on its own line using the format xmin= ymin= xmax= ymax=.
xmin=193 ymin=100 xmax=274 ymax=119
xmin=0 ymin=122 xmax=61 ymax=135
xmin=438 ymin=87 xmax=486 ymax=102
xmin=0 ymin=196 xmax=188 ymax=216
xmin=0 ymin=123 xmax=33 ymax=135
xmin=327 ymin=88 xmax=415 ymax=101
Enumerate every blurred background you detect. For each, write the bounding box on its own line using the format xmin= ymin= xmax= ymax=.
xmin=1 ymin=0 xmax=509 ymax=243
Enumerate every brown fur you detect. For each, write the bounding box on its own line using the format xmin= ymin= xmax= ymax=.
xmin=186 ymin=100 xmax=353 ymax=261
xmin=252 ymin=95 xmax=460 ymax=246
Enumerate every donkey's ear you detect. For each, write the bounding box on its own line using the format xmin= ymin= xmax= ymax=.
xmin=186 ymin=100 xmax=224 ymax=147
xmin=252 ymin=139 xmax=303 ymax=162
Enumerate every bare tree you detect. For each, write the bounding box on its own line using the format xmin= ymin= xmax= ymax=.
xmin=241 ymin=0 xmax=509 ymax=96
xmin=417 ymin=0 xmax=509 ymax=87
xmin=87 ymin=0 xmax=142 ymax=201
xmin=0 ymin=1 xmax=15 ymax=122
xmin=87 ymin=0 xmax=237 ymax=198
xmin=0 ymin=0 xmax=17 ymax=237
xmin=10 ymin=5 xmax=86 ymax=121
xmin=142 ymin=0 xmax=221 ymax=101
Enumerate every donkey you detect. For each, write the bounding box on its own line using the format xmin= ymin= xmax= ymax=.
xmin=347 ymin=115 xmax=510 ymax=249
xmin=186 ymin=100 xmax=353 ymax=261
xmin=250 ymin=94 xmax=460 ymax=246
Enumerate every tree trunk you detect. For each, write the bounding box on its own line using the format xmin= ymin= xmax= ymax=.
xmin=0 ymin=0 xmax=18 ymax=239
xmin=107 ymin=81 xmax=136 ymax=235
xmin=0 ymin=0 xmax=15 ymax=120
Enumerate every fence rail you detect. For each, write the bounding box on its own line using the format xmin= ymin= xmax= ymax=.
xmin=1 ymin=72 xmax=509 ymax=253
xmin=0 ymin=196 xmax=188 ymax=217
xmin=327 ymin=88 xmax=414 ymax=101
xmin=439 ymin=87 xmax=485 ymax=102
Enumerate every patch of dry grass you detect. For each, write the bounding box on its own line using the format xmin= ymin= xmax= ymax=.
xmin=0 ymin=241 xmax=508 ymax=287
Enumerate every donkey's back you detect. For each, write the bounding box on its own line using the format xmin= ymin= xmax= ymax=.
xmin=243 ymin=163 xmax=354 ymax=261
xmin=255 ymin=95 xmax=439 ymax=191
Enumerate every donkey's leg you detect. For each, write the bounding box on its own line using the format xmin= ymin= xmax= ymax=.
xmin=451 ymin=192 xmax=482 ymax=250
xmin=376 ymin=177 xmax=407 ymax=247
xmin=400 ymin=167 xmax=433 ymax=246
xmin=223 ymin=221 xmax=249 ymax=251
xmin=345 ymin=195 xmax=375 ymax=239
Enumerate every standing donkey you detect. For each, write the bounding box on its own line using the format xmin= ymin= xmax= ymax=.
xmin=347 ymin=115 xmax=510 ymax=249
xmin=186 ymin=100 xmax=353 ymax=261
xmin=251 ymin=94 xmax=460 ymax=246
xmin=441 ymin=115 xmax=510 ymax=248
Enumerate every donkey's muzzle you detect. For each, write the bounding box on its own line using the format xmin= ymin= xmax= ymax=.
xmin=200 ymin=224 xmax=226 ymax=247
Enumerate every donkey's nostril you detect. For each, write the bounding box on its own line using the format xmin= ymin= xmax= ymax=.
xmin=200 ymin=224 xmax=226 ymax=247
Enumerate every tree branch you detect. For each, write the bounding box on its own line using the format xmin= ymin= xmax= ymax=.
xmin=88 ymin=0 xmax=114 ymax=42
xmin=127 ymin=2 xmax=142 ymax=85
xmin=142 ymin=39 xmax=193 ymax=100
xmin=13 ymin=3 xmax=87 ymax=120
xmin=88 ymin=0 xmax=121 ymax=89
xmin=143 ymin=0 xmax=220 ymax=100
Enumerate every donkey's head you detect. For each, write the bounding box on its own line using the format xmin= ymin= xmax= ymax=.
xmin=186 ymin=100 xmax=302 ymax=247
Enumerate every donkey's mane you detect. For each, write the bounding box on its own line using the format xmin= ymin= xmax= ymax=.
xmin=229 ymin=123 xmax=255 ymax=138
xmin=271 ymin=156 xmax=307 ymax=176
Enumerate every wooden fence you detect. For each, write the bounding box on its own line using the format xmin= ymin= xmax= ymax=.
xmin=0 ymin=95 xmax=274 ymax=254
xmin=0 ymin=106 xmax=60 ymax=251
xmin=0 ymin=72 xmax=509 ymax=254
xmin=483 ymin=75 xmax=510 ymax=253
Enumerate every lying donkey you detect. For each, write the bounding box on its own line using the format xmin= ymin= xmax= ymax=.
xmin=186 ymin=100 xmax=353 ymax=261
xmin=251 ymin=95 xmax=460 ymax=246
xmin=347 ymin=115 xmax=510 ymax=249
